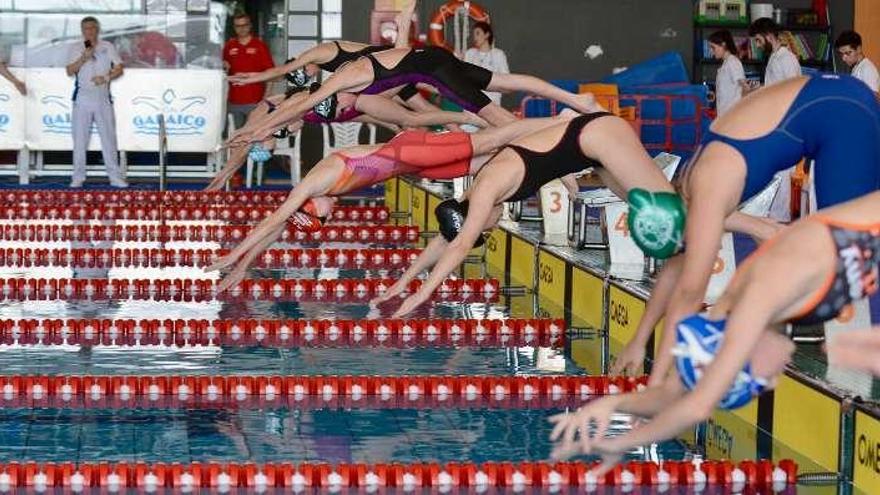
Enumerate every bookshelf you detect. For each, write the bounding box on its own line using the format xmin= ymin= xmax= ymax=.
xmin=693 ymin=11 xmax=835 ymax=85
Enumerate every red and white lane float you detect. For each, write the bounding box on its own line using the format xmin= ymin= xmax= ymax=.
xmin=0 ymin=277 xmax=499 ymax=302
xmin=0 ymin=189 xmax=295 ymax=206
xmin=0 ymin=459 xmax=799 ymax=491
xmin=0 ymin=224 xmax=419 ymax=244
xmin=0 ymin=318 xmax=564 ymax=348
xmin=0 ymin=391 xmax=595 ymax=412
xmin=0 ymin=247 xmax=422 ymax=270
xmin=0 ymin=374 xmax=645 ymax=403
xmin=0 ymin=204 xmax=388 ymax=223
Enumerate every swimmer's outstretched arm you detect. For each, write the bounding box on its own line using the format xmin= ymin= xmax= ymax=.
xmin=208 ymin=119 xmax=304 ymax=191
xmin=650 ymin=167 xmax=740 ymax=385
xmin=230 ymin=62 xmax=373 ymax=146
xmin=208 ymin=186 xmax=313 ymax=291
xmin=229 ymin=44 xmax=332 ymax=85
xmin=392 ymin=191 xmax=503 ymax=318
xmin=649 ymin=211 xmax=782 ymax=385
xmin=583 ymin=273 xmax=786 ymax=477
xmin=371 ymin=235 xmax=448 ymax=305
xmin=549 ymin=377 xmax=683 ymax=461
xmin=356 ymin=94 xmax=487 ymax=128
xmin=612 ymin=255 xmax=684 ymax=376
xmin=207 ymin=159 xmax=340 ymax=289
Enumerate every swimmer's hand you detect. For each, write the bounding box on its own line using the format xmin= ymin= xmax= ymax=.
xmin=206 ymin=164 xmax=240 ymax=191
xmin=548 ymin=395 xmax=621 ymax=460
xmin=466 ymin=113 xmax=490 ymax=128
xmin=228 ymin=72 xmax=261 ymax=85
xmin=205 ymin=252 xmax=238 ymax=274
xmin=227 ymin=126 xmax=274 ymax=148
xmin=610 ymin=340 xmax=646 ymax=376
xmin=391 ymin=290 xmax=429 ymax=318
xmin=370 ymin=280 xmax=407 ymax=306
xmin=215 ymin=264 xmax=248 ymax=294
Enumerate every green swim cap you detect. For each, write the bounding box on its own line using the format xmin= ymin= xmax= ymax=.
xmin=626 ymin=188 xmax=686 ymax=259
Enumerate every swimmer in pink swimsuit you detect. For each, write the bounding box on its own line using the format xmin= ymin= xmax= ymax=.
xmin=207 ymin=113 xmax=575 ymax=291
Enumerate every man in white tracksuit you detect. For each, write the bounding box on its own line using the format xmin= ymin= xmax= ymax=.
xmin=65 ymin=16 xmax=126 ymax=188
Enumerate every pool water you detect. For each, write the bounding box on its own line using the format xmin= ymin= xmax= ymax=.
xmin=0 ymin=206 xmax=855 ymax=494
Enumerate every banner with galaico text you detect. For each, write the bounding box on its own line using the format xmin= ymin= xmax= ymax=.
xmin=3 ymin=68 xmax=225 ymax=152
xmin=0 ymin=69 xmax=26 ymax=151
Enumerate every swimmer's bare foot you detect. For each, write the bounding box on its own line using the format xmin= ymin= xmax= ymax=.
xmin=571 ymin=93 xmax=605 ymax=114
xmin=557 ymin=108 xmax=580 ymax=119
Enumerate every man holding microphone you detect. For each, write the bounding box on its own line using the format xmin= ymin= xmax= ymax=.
xmin=65 ymin=16 xmax=126 ymax=188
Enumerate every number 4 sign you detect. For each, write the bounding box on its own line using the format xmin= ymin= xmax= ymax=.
xmin=605 ymin=203 xmax=645 ymax=280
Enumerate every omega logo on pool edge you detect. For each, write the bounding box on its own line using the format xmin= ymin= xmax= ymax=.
xmin=858 ymin=433 xmax=880 ymax=474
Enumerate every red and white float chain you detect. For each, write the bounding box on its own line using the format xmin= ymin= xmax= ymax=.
xmin=0 ymin=204 xmax=388 ymax=223
xmin=0 ymin=247 xmax=421 ymax=269
xmin=0 ymin=318 xmax=563 ymax=347
xmin=0 ymin=277 xmax=498 ymax=302
xmin=0 ymin=459 xmax=798 ymax=491
xmin=0 ymin=224 xmax=419 ymax=244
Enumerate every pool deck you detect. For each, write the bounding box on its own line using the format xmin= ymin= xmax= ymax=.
xmin=392 ymin=176 xmax=880 ymax=494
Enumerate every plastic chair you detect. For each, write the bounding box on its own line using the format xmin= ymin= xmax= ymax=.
xmin=321 ymin=122 xmax=377 ymax=157
xmin=245 ymin=130 xmax=303 ymax=188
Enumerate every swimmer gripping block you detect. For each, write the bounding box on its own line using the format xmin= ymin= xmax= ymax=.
xmin=248 ymin=144 xmax=273 ymax=163
xmin=626 ymin=188 xmax=686 ymax=259
xmin=674 ymin=314 xmax=768 ymax=410
xmin=435 ymin=199 xmax=485 ymax=248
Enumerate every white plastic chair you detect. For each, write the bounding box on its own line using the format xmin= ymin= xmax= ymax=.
xmin=245 ymin=130 xmax=303 ymax=188
xmin=321 ymin=122 xmax=377 ymax=157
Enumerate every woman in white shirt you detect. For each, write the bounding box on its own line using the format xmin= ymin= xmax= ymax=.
xmin=709 ymin=30 xmax=745 ymax=116
xmin=464 ymin=22 xmax=509 ymax=106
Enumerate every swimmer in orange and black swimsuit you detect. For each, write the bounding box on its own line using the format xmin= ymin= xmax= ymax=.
xmin=207 ymin=113 xmax=575 ymax=291
xmin=548 ymin=191 xmax=880 ymax=469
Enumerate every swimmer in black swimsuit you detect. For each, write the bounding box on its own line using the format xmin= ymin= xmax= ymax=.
xmin=228 ymin=46 xmax=604 ymax=146
xmin=548 ymin=191 xmax=880 ymax=471
xmin=375 ymin=112 xmax=674 ymax=317
xmin=206 ymin=87 xmax=486 ymax=191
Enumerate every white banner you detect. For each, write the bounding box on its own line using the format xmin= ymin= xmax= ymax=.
xmin=26 ymin=68 xmax=103 ymax=151
xmin=20 ymin=68 xmax=224 ymax=152
xmin=0 ymin=69 xmax=26 ymax=150
xmin=113 ymin=69 xmax=224 ymax=153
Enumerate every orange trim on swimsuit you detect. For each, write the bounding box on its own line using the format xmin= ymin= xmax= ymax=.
xmin=788 ymin=215 xmax=880 ymax=324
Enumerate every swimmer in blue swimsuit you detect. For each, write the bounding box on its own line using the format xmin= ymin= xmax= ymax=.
xmin=642 ymin=74 xmax=880 ymax=384
xmin=549 ymin=191 xmax=880 ymax=469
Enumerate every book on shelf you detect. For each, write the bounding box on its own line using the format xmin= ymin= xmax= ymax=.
xmin=700 ymin=32 xmax=828 ymax=65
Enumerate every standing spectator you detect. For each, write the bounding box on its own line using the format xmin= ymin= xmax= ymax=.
xmin=223 ymin=13 xmax=275 ymax=129
xmin=65 ymin=16 xmax=126 ymax=188
xmin=708 ymin=30 xmax=745 ymax=116
xmin=0 ymin=62 xmax=26 ymax=95
xmin=748 ymin=18 xmax=801 ymax=90
xmin=464 ymin=22 xmax=509 ymax=106
xmin=836 ymin=30 xmax=879 ymax=93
